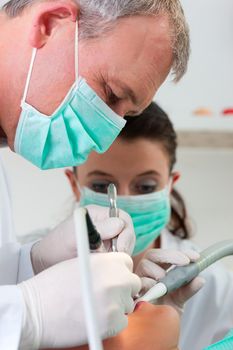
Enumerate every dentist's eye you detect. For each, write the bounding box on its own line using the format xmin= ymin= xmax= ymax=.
xmin=106 ymin=85 xmax=120 ymax=105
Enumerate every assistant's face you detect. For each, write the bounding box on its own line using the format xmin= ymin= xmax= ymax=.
xmin=66 ymin=138 xmax=179 ymax=200
xmin=78 ymin=139 xmax=170 ymax=195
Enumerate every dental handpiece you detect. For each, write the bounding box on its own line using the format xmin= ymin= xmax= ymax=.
xmin=107 ymin=183 xmax=119 ymax=252
xmin=139 ymin=240 xmax=233 ymax=303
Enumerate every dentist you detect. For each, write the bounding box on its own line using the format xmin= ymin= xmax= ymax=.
xmin=0 ymin=0 xmax=190 ymax=349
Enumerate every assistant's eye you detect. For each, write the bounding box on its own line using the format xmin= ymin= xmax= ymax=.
xmin=134 ymin=179 xmax=159 ymax=195
xmin=89 ymin=180 xmax=112 ymax=194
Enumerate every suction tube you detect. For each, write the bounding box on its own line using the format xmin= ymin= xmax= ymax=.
xmin=139 ymin=240 xmax=233 ymax=302
xmin=74 ymin=208 xmax=104 ymax=350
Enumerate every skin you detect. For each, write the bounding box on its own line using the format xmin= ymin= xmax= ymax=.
xmin=0 ymin=1 xmax=173 ymax=149
xmin=45 ymin=302 xmax=180 ymax=350
xmin=65 ymin=137 xmax=180 ymax=268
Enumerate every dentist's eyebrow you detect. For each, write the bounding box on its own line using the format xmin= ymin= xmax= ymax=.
xmin=110 ymin=78 xmax=140 ymax=107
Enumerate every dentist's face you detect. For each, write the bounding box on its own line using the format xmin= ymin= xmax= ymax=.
xmin=24 ymin=15 xmax=172 ymax=117
xmin=3 ymin=4 xmax=173 ymax=147
xmin=78 ymin=15 xmax=173 ymax=118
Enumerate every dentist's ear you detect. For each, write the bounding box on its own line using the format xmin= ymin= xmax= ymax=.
xmin=29 ymin=1 xmax=79 ymax=48
xmin=65 ymin=169 xmax=81 ymax=200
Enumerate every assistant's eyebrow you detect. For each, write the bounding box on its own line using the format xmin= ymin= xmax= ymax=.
xmin=87 ymin=170 xmax=114 ymax=177
xmin=136 ymin=170 xmax=161 ymax=177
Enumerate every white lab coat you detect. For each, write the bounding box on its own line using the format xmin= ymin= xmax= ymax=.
xmin=0 ymin=1 xmax=9 ymax=8
xmin=161 ymin=230 xmax=233 ymax=350
xmin=0 ymin=155 xmax=34 ymax=349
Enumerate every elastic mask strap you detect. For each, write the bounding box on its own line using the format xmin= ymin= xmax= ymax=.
xmin=76 ymin=181 xmax=83 ymax=194
xmin=75 ymin=20 xmax=79 ymax=81
xmin=74 ymin=177 xmax=84 ymax=197
xmin=21 ymin=20 xmax=78 ymax=106
xmin=21 ymin=48 xmax=37 ymax=106
xmin=167 ymin=178 xmax=173 ymax=193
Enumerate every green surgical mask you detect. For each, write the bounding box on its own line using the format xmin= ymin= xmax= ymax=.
xmin=79 ymin=186 xmax=171 ymax=256
xmin=14 ymin=22 xmax=125 ymax=170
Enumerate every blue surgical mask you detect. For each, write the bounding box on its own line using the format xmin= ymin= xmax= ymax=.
xmin=14 ymin=22 xmax=126 ymax=170
xmin=79 ymin=186 xmax=171 ymax=256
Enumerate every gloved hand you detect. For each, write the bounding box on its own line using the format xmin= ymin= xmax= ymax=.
xmin=18 ymin=252 xmax=141 ymax=350
xmin=31 ymin=204 xmax=135 ymax=274
xmin=135 ymin=249 xmax=205 ymax=315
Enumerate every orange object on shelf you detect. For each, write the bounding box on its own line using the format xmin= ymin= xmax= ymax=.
xmin=193 ymin=108 xmax=213 ymax=117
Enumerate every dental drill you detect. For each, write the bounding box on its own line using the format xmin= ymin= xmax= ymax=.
xmin=139 ymin=240 xmax=233 ymax=303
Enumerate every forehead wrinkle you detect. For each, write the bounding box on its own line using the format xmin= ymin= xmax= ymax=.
xmin=111 ymin=27 xmax=155 ymax=107
xmin=139 ymin=67 xmax=159 ymax=110
xmin=131 ymin=64 xmax=158 ymax=112
xmin=107 ymin=77 xmax=138 ymax=106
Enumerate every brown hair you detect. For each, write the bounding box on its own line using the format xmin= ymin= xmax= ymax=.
xmin=119 ymin=102 xmax=193 ymax=239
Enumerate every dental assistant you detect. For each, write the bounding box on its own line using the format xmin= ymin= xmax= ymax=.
xmin=66 ymin=102 xmax=233 ymax=350
xmin=0 ymin=0 xmax=190 ymax=349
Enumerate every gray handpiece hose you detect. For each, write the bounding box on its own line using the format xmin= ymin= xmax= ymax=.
xmin=161 ymin=240 xmax=233 ymax=294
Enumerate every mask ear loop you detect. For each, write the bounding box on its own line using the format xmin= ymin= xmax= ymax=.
xmin=75 ymin=20 xmax=79 ymax=81
xmin=74 ymin=174 xmax=86 ymax=203
xmin=76 ymin=180 xmax=83 ymax=195
xmin=21 ymin=21 xmax=78 ymax=108
xmin=167 ymin=177 xmax=173 ymax=193
xmin=21 ymin=48 xmax=37 ymax=107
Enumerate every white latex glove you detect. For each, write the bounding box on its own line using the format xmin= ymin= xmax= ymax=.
xmin=135 ymin=249 xmax=205 ymax=315
xmin=18 ymin=252 xmax=141 ymax=349
xmin=31 ymin=204 xmax=135 ymax=274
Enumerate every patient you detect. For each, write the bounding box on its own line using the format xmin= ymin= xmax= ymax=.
xmin=46 ymin=302 xmax=180 ymax=350
xmin=64 ymin=102 xmax=233 ymax=350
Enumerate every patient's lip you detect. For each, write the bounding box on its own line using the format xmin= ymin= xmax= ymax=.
xmin=134 ymin=301 xmax=146 ymax=311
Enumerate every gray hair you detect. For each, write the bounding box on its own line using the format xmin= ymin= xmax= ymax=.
xmin=3 ymin=0 xmax=190 ymax=81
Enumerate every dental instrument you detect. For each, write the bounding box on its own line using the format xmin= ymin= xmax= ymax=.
xmin=139 ymin=240 xmax=233 ymax=303
xmin=108 ymin=183 xmax=119 ymax=252
xmin=74 ymin=207 xmax=104 ymax=350
xmin=86 ymin=210 xmax=105 ymax=252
